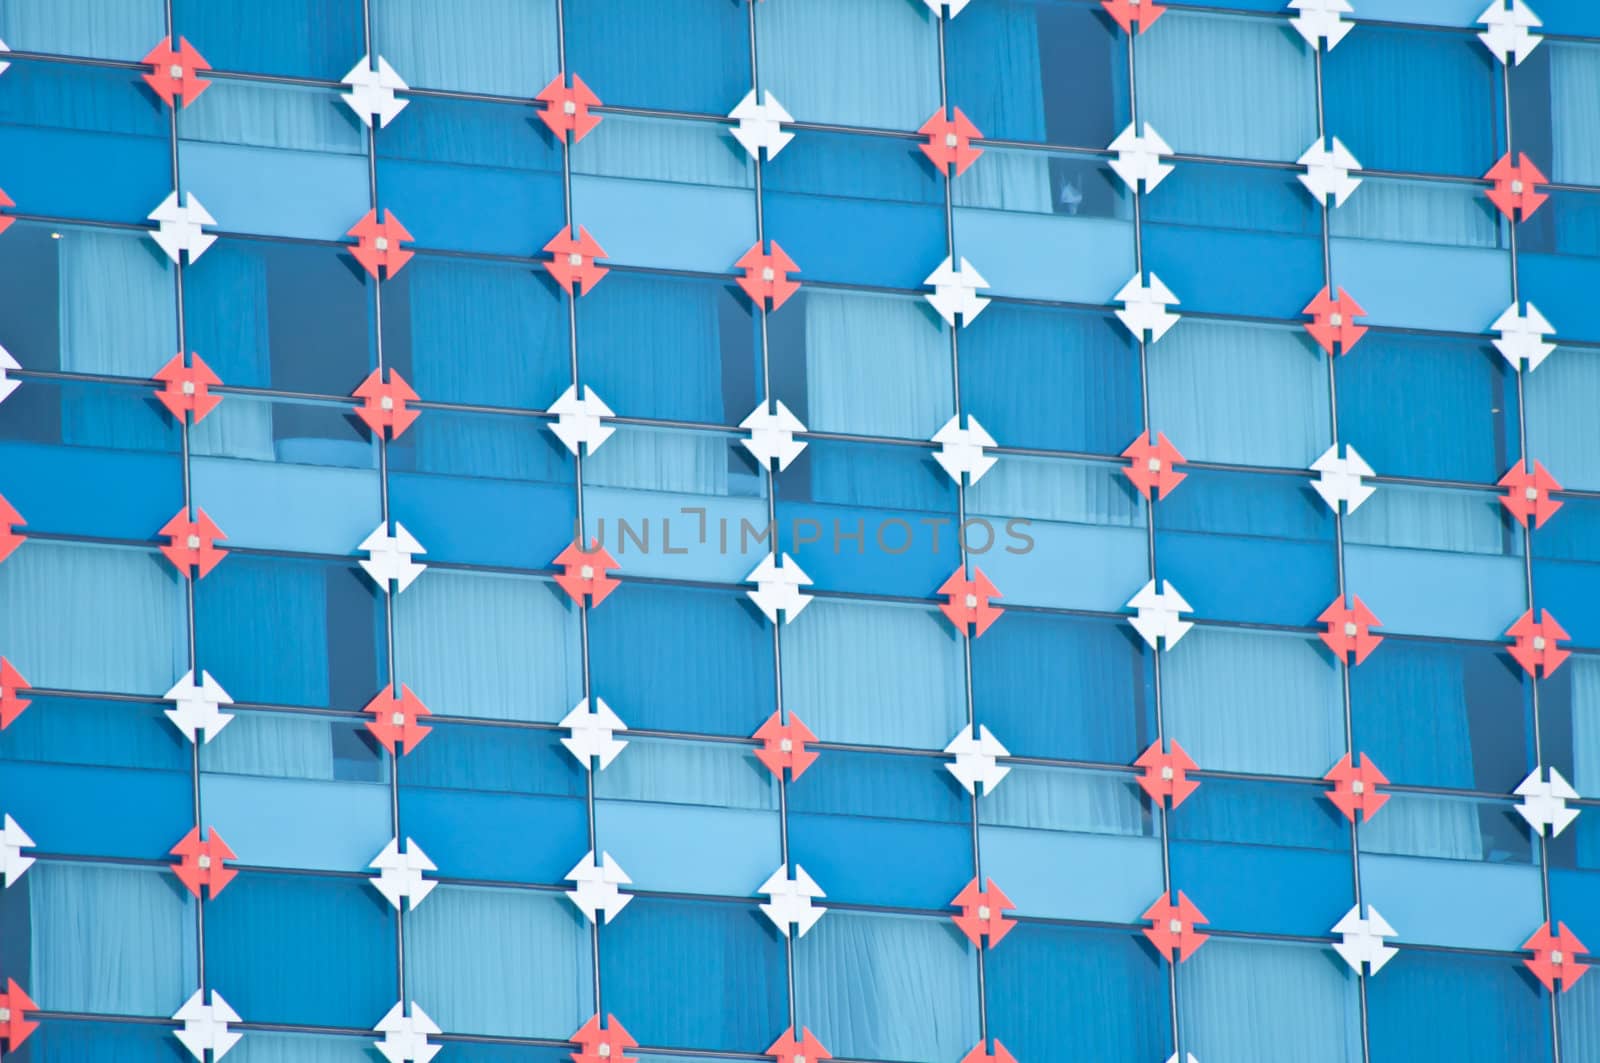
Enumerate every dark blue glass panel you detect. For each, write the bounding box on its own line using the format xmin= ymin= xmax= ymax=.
xmin=957 ymin=304 xmax=1140 ymax=455
xmin=399 ymin=723 xmax=587 ymax=884
xmin=1141 ymin=163 xmax=1322 ymax=320
xmin=376 ymin=95 xmax=565 ymax=258
xmin=564 ymin=0 xmax=750 ymax=115
xmin=600 ymin=897 xmax=786 ymax=1053
xmin=1336 ymin=332 xmax=1516 ymax=484
xmin=0 ymin=761 xmax=188 ymax=860
xmin=1323 ymin=26 xmax=1499 ymax=176
xmin=0 ymin=695 xmax=185 ymax=773
xmin=387 ymin=413 xmax=574 ymax=570
xmin=383 ymin=255 xmax=568 ymax=413
xmin=763 ymin=129 xmax=946 ymax=290
xmin=1351 ymin=639 xmax=1531 ymax=793
xmin=195 ymin=555 xmax=385 ymax=710
xmin=985 ymin=924 xmax=1168 ymax=1063
xmin=186 ymin=237 xmax=373 ymax=397
xmin=4 ymin=1020 xmax=179 ymax=1063
xmin=971 ymin=612 xmax=1151 ymax=762
xmin=173 ymin=0 xmax=364 ymax=80
xmin=588 ymin=582 xmax=773 ymax=737
xmin=1169 ymin=778 xmax=1351 ymax=937
xmin=775 ymin=438 xmax=959 ymax=598
xmin=579 ymin=272 xmax=755 ymax=426
xmin=945 ymin=0 xmax=1127 ymax=148
xmin=788 ymin=751 xmax=971 ymax=908
xmin=1533 ymin=496 xmax=1600 ymax=647
xmin=1367 ymin=951 xmax=1551 ymax=1063
xmin=1155 ymin=468 xmax=1336 ymax=627
xmin=0 ymin=61 xmax=168 ymax=224
xmin=205 ymin=872 xmax=396 ymax=1027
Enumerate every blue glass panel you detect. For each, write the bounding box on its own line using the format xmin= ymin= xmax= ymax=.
xmin=595 ymin=739 xmax=779 ymax=895
xmin=1169 ymin=778 xmax=1351 ymax=937
xmin=782 ymin=599 xmax=965 ymax=750
xmin=387 ymin=410 xmax=572 ymax=570
xmin=392 ymin=569 xmax=581 ymax=724
xmin=564 ymin=0 xmax=749 ymax=115
xmin=0 ymin=761 xmax=188 ymax=860
xmin=201 ymin=709 xmax=385 ymax=784
xmin=972 ymin=612 xmax=1149 ymax=763
xmin=1337 ymin=332 xmax=1516 ymax=484
xmin=1526 ymin=343 xmax=1600 ymax=490
xmin=19 ymin=862 xmax=193 ymax=1016
xmin=398 ymin=723 xmax=587 ymax=885
xmin=945 ymin=0 xmax=1127 ymax=148
xmin=371 ymin=0 xmax=558 ymax=97
xmin=1147 ymin=319 xmax=1330 ymax=468
xmin=764 ymin=130 xmax=944 ymax=289
xmin=0 ymin=386 xmax=182 ymax=541
xmin=0 ymin=0 xmax=164 ymax=61
xmin=788 ymin=751 xmax=971 ymax=909
xmin=966 ymin=454 xmax=1146 ymax=613
xmin=0 ymin=61 xmax=168 ymax=223
xmin=1179 ymin=940 xmax=1361 ymax=1063
xmin=376 ymin=95 xmax=565 ymax=258
xmin=985 ymin=924 xmax=1166 ymax=1063
xmin=1367 ymin=951 xmax=1551 ymax=1063
xmin=579 ymin=272 xmax=750 ymax=426
xmin=1155 ymin=468 xmax=1336 ymax=627
xmin=952 ymin=203 xmax=1133 ymax=304
xmin=185 ymin=236 xmax=372 ymax=398
xmin=204 ymin=872 xmax=396 ymax=1028
xmin=0 ymin=223 xmax=176 ymax=377
xmin=588 ymin=583 xmax=773 ymax=737
xmin=1135 ymin=11 xmax=1316 ymax=162
xmin=601 ymin=897 xmax=786 ymax=1053
xmin=1323 ymin=25 xmax=1499 ymax=176
xmin=754 ymin=0 xmax=939 ymax=130
xmin=0 ymin=541 xmax=185 ymax=696
xmin=202 ymin=773 xmax=392 ymax=872
xmin=173 ymin=0 xmax=363 ymax=81
xmin=1521 ymin=249 xmax=1600 ymax=344
xmin=1141 ymin=164 xmax=1322 ymax=321
xmin=1163 ymin=628 xmax=1342 ymax=778
xmin=178 ymin=82 xmax=367 ymax=243
xmin=793 ymin=911 xmax=980 ymax=1063
xmin=980 ymin=820 xmax=1163 ymax=923
xmin=405 ymin=884 xmax=591 ymax=1039
xmin=190 ymin=395 xmax=382 ymax=555
xmin=1343 ymin=521 xmax=1525 ymax=641
xmin=0 ymin=695 xmax=184 ymax=773
xmin=1 ymin=1019 xmax=178 ymax=1062
xmin=955 ymin=304 xmax=1139 ymax=455
xmin=766 ymin=287 xmax=952 ymax=441
xmin=775 ymin=437 xmax=959 ymax=599
xmin=1351 ymin=639 xmax=1531 ymax=793
xmin=195 ymin=555 xmax=383 ymax=710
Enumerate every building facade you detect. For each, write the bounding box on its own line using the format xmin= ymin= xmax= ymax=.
xmin=1 ymin=0 xmax=1599 ymax=1060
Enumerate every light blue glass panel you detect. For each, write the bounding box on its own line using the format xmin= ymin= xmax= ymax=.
xmin=798 ymin=289 xmax=952 ymax=441
xmin=224 ymin=1033 xmax=376 ymax=1062
xmin=1329 ymin=237 xmax=1510 ymax=334
xmin=781 ymin=599 xmax=965 ymax=749
xmin=0 ymin=0 xmax=163 ymax=60
xmin=1148 ymin=320 xmax=1330 ymax=468
xmin=570 ymin=176 xmax=755 ymax=275
xmin=794 ymin=911 xmax=980 ymax=1063
xmin=755 ymin=0 xmax=938 ymax=130
xmin=190 ymin=447 xmax=382 ymax=556
xmin=1162 ymin=628 xmax=1344 ymax=778
xmin=1360 ymin=835 xmax=1543 ymax=950
xmin=1136 ymin=11 xmax=1315 ymax=161
xmin=0 ymin=541 xmax=184 ymax=696
xmin=1342 ymin=484 xmax=1509 ymax=555
xmin=951 ymin=209 xmax=1133 ymax=303
xmin=1527 ymin=343 xmax=1600 ymax=490
xmin=29 ymin=863 xmax=194 ymax=1016
xmin=201 ymin=774 xmax=392 ymax=872
xmin=406 ymin=885 xmax=592 ymax=1039
xmin=595 ymin=740 xmax=780 ymax=896
xmin=393 ymin=569 xmax=582 ymax=724
xmin=1179 ymin=940 xmax=1361 ymax=1063
xmin=980 ymin=825 xmax=1163 ymax=923
xmin=1343 ymin=540 xmax=1525 ymax=640
xmin=372 ymin=0 xmax=558 ymax=97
